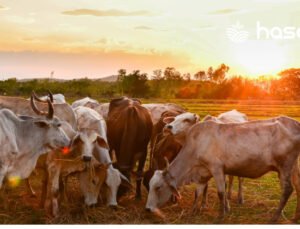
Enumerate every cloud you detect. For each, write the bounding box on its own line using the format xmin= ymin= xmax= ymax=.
xmin=209 ymin=8 xmax=240 ymax=15
xmin=134 ymin=26 xmax=153 ymax=30
xmin=62 ymin=9 xmax=152 ymax=17
xmin=0 ymin=5 xmax=9 ymax=10
xmin=191 ymin=25 xmax=215 ymax=31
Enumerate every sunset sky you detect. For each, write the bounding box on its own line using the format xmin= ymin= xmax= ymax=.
xmin=1 ymin=0 xmax=300 ymax=79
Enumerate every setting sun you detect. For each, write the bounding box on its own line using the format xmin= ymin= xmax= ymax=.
xmin=233 ymin=41 xmax=288 ymax=77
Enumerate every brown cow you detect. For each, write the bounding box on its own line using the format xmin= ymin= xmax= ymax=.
xmin=143 ymin=110 xmax=183 ymax=191
xmin=107 ymin=97 xmax=152 ymax=199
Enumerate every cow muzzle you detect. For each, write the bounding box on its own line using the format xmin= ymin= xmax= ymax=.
xmin=163 ymin=125 xmax=173 ymax=136
xmin=83 ymin=156 xmax=92 ymax=162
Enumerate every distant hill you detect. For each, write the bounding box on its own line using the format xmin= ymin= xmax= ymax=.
xmin=17 ymin=78 xmax=68 ymax=82
xmin=15 ymin=75 xmax=119 ymax=82
xmin=98 ymin=75 xmax=118 ymax=82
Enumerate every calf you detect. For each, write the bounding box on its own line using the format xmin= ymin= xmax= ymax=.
xmin=143 ymin=110 xmax=183 ymax=191
xmin=74 ymin=106 xmax=130 ymax=207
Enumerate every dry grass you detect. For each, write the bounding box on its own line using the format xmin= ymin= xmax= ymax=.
xmin=0 ymin=99 xmax=299 ymax=224
xmin=0 ymin=172 xmax=297 ymax=224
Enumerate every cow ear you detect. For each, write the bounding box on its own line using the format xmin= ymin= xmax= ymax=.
xmin=194 ymin=114 xmax=200 ymax=122
xmin=34 ymin=120 xmax=50 ymax=128
xmin=95 ymin=136 xmax=109 ymax=149
xmin=169 ymin=181 xmax=181 ymax=199
xmin=163 ymin=117 xmax=175 ymax=124
xmin=72 ymin=133 xmax=83 ymax=146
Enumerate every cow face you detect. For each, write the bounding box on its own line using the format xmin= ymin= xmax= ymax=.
xmin=70 ymin=133 xmax=109 ymax=162
xmin=35 ymin=117 xmax=70 ymax=150
xmin=163 ymin=112 xmax=199 ymax=136
xmin=145 ymin=170 xmax=177 ymax=213
xmin=105 ymin=167 xmax=122 ymax=206
xmin=79 ymin=162 xmax=108 ymax=206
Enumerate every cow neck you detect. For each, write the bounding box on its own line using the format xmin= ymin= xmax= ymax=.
xmin=94 ymin=145 xmax=112 ymax=166
xmin=16 ymin=119 xmax=47 ymax=156
xmin=167 ymin=145 xmax=194 ymax=187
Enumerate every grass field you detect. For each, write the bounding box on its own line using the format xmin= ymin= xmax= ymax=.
xmin=0 ymin=99 xmax=299 ymax=224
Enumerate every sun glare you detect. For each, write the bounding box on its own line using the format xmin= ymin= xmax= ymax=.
xmin=233 ymin=41 xmax=288 ymax=77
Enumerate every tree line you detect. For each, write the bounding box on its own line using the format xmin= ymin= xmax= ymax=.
xmin=1 ymin=64 xmax=300 ymax=100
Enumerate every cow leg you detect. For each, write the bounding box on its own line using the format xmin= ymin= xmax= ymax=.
xmin=0 ymin=173 xmax=5 ymax=199
xmin=40 ymin=168 xmax=48 ymax=208
xmin=227 ymin=176 xmax=234 ymax=200
xmin=292 ymin=162 xmax=300 ymax=223
xmin=51 ymin=171 xmax=60 ymax=217
xmin=201 ymin=183 xmax=208 ymax=209
xmin=192 ymin=181 xmax=208 ymax=213
xmin=45 ymin=167 xmax=60 ymax=217
xmin=270 ymin=170 xmax=294 ymax=223
xmin=238 ymin=177 xmax=244 ymax=204
xmin=59 ymin=175 xmax=69 ymax=203
xmin=136 ymin=150 xmax=147 ymax=200
xmin=25 ymin=178 xmax=37 ymax=197
xmin=212 ymin=169 xmax=229 ymax=220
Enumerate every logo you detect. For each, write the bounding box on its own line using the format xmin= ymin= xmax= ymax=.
xmin=257 ymin=22 xmax=300 ymax=40
xmin=226 ymin=22 xmax=249 ymax=43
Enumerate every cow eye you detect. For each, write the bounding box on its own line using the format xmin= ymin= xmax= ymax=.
xmin=155 ymin=186 xmax=161 ymax=192
xmin=92 ymin=179 xmax=97 ymax=185
xmin=57 ymin=123 xmax=61 ymax=127
xmin=184 ymin=119 xmax=191 ymax=123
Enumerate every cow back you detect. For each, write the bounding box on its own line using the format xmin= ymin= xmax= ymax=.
xmin=107 ymin=97 xmax=152 ymax=171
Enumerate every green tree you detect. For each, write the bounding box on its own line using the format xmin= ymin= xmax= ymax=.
xmin=117 ymin=69 xmax=149 ymax=97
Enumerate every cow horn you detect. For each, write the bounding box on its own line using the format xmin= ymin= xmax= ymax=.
xmin=164 ymin=157 xmax=170 ymax=170
xmin=32 ymin=91 xmax=48 ymax=103
xmin=46 ymin=98 xmax=54 ymax=119
xmin=119 ymin=172 xmax=133 ymax=190
xmin=30 ymin=94 xmax=47 ymax=116
xmin=152 ymin=159 xmax=159 ymax=171
xmin=47 ymin=90 xmax=54 ymax=103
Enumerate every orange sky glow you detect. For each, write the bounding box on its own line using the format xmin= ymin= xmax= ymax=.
xmin=0 ymin=0 xmax=300 ymax=79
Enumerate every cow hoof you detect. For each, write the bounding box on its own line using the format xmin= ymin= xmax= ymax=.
xmin=171 ymin=195 xmax=178 ymax=203
xmin=28 ymin=191 xmax=37 ymax=197
xmin=214 ymin=215 xmax=225 ymax=224
xmin=191 ymin=207 xmax=199 ymax=215
xmin=201 ymin=203 xmax=208 ymax=210
xmin=238 ymin=198 xmax=244 ymax=205
xmin=109 ymin=205 xmax=118 ymax=210
xmin=135 ymin=195 xmax=142 ymax=201
xmin=291 ymin=217 xmax=299 ymax=224
xmin=268 ymin=216 xmax=279 ymax=224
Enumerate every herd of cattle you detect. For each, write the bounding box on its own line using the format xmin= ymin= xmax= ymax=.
xmin=0 ymin=92 xmax=300 ymax=223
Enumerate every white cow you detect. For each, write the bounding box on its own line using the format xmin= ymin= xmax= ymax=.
xmin=146 ymin=116 xmax=300 ymax=223
xmin=164 ymin=110 xmax=248 ymax=208
xmin=0 ymin=96 xmax=70 ymax=189
xmin=72 ymin=97 xmax=99 ymax=109
xmin=142 ymin=103 xmax=186 ymax=125
xmin=39 ymin=93 xmax=66 ymax=104
xmin=74 ymin=106 xmax=130 ymax=207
